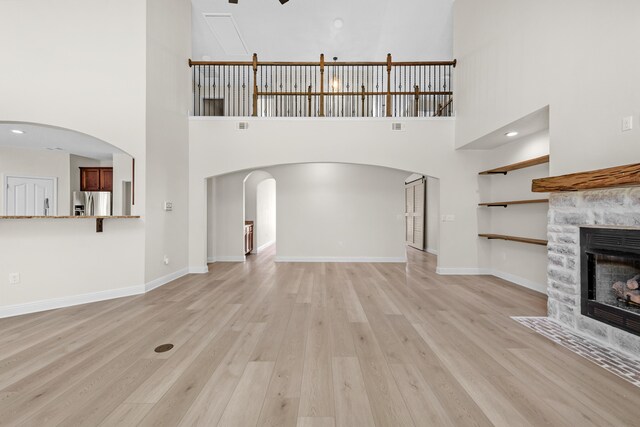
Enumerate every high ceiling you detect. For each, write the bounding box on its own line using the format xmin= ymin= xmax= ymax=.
xmin=191 ymin=0 xmax=454 ymax=62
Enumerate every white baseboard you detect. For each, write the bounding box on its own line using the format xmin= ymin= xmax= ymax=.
xmin=490 ymin=269 xmax=547 ymax=294
xmin=275 ymin=256 xmax=407 ymax=263
xmin=189 ymin=265 xmax=209 ymax=274
xmin=145 ymin=268 xmax=189 ymax=292
xmin=0 ymin=285 xmax=145 ymax=319
xmin=436 ymin=267 xmax=490 ymax=275
xmin=253 ymin=240 xmax=275 ymax=254
xmin=207 ymin=256 xmax=216 ymax=263
xmin=0 ymin=267 xmax=198 ymax=319
xmin=426 ymin=247 xmax=438 ymax=255
xmin=435 ymin=266 xmax=546 ymax=294
xmin=215 ymin=256 xmax=246 ymax=262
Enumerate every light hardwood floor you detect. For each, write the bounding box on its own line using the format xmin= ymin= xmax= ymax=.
xmin=1 ymin=247 xmax=639 ymax=426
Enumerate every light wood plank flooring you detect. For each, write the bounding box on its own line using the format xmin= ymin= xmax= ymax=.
xmin=1 ymin=247 xmax=639 ymax=426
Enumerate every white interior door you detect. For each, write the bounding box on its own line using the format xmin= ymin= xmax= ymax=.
xmin=5 ymin=176 xmax=57 ymax=216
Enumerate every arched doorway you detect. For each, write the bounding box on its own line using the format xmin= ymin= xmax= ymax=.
xmin=243 ymin=171 xmax=276 ymax=257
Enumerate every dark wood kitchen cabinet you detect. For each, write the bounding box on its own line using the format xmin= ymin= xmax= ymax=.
xmin=80 ymin=167 xmax=113 ymax=192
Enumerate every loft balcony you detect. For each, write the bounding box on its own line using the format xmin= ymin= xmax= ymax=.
xmin=189 ymin=54 xmax=455 ymax=118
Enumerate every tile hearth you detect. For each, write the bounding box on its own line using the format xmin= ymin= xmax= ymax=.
xmin=513 ymin=316 xmax=640 ymax=388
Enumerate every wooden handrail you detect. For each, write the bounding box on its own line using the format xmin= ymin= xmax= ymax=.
xmin=188 ymin=58 xmax=457 ymax=67
xmin=255 ymin=91 xmax=452 ymax=96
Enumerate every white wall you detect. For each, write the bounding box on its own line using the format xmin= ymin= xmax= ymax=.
xmin=206 ymin=177 xmax=217 ymax=263
xmin=209 ymin=163 xmax=409 ymax=262
xmin=426 ymin=176 xmax=440 ymax=254
xmin=145 ymin=0 xmax=191 ymax=279
xmin=0 ymin=0 xmax=191 ymax=315
xmin=0 ymin=0 xmax=147 ymax=313
xmin=273 ymin=163 xmax=406 ymax=261
xmin=454 ymin=0 xmax=640 ymax=175
xmin=212 ymin=172 xmax=245 ymax=261
xmin=189 ymin=118 xmax=485 ymax=273
xmin=477 ymin=131 xmax=550 ymax=293
xmin=0 ymin=147 xmax=71 ymax=216
xmin=256 ymin=179 xmax=276 ymax=251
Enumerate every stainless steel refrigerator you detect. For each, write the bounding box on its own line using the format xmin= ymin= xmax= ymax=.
xmin=73 ymin=191 xmax=111 ymax=216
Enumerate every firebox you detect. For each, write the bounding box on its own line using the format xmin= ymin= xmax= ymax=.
xmin=581 ymin=227 xmax=640 ymax=336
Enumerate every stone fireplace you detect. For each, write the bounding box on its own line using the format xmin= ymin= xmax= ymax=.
xmin=547 ymin=187 xmax=640 ymax=356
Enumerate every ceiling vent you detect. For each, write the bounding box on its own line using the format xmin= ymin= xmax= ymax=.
xmin=237 ymin=122 xmax=249 ymax=130
xmin=391 ymin=123 xmax=404 ymax=131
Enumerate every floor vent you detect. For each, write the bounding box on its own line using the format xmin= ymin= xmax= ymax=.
xmin=154 ymin=344 xmax=174 ymax=353
xmin=391 ymin=123 xmax=403 ymax=131
xmin=237 ymin=122 xmax=249 ymax=130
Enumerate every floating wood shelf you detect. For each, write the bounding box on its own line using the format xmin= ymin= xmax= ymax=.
xmin=478 ymin=199 xmax=549 ymax=207
xmin=532 ymin=162 xmax=640 ymax=192
xmin=478 ymin=233 xmax=548 ymax=246
xmin=0 ymin=216 xmax=141 ymax=233
xmin=479 ymin=155 xmax=550 ymax=175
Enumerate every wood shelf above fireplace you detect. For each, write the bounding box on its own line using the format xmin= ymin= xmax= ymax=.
xmin=532 ymin=162 xmax=640 ymax=192
xmin=479 ymin=155 xmax=549 ymax=175
xmin=478 ymin=199 xmax=549 ymax=207
xmin=478 ymin=233 xmax=548 ymax=246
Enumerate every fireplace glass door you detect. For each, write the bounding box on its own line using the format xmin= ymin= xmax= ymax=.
xmin=581 ymin=227 xmax=640 ymax=336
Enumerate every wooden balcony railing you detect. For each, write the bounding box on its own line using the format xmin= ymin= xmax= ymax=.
xmin=189 ymin=54 xmax=455 ymax=118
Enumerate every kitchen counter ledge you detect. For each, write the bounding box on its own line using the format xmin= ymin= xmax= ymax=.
xmin=0 ymin=215 xmax=141 ymax=232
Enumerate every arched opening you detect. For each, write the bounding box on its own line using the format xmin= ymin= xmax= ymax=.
xmin=243 ymin=171 xmax=276 ymax=259
xmin=0 ymin=121 xmax=135 ymax=217
xmin=205 ymin=163 xmax=440 ymax=266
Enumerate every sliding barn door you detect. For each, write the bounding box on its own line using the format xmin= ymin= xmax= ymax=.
xmin=405 ymin=178 xmax=426 ymax=250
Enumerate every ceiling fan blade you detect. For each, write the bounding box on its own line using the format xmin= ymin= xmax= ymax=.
xmin=229 ymin=0 xmax=238 ymax=3
xmin=279 ymin=0 xmax=290 ymax=3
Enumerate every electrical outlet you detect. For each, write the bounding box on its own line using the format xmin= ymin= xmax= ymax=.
xmin=163 ymin=201 xmax=173 ymax=211
xmin=163 ymin=256 xmax=170 ymax=265
xmin=622 ymin=116 xmax=633 ymax=132
xmin=9 ymin=273 xmax=20 ymax=285
xmin=441 ymin=214 xmax=456 ymax=222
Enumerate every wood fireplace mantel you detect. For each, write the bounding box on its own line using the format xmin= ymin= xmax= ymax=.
xmin=532 ymin=163 xmax=640 ymax=192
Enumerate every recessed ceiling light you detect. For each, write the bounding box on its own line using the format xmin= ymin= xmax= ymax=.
xmin=11 ymin=129 xmax=24 ymax=134
xmin=505 ymin=131 xmax=519 ymax=137
xmin=334 ymin=18 xmax=344 ymax=29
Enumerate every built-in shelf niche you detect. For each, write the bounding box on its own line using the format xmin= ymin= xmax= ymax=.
xmin=478 ymin=155 xmax=549 ymax=247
